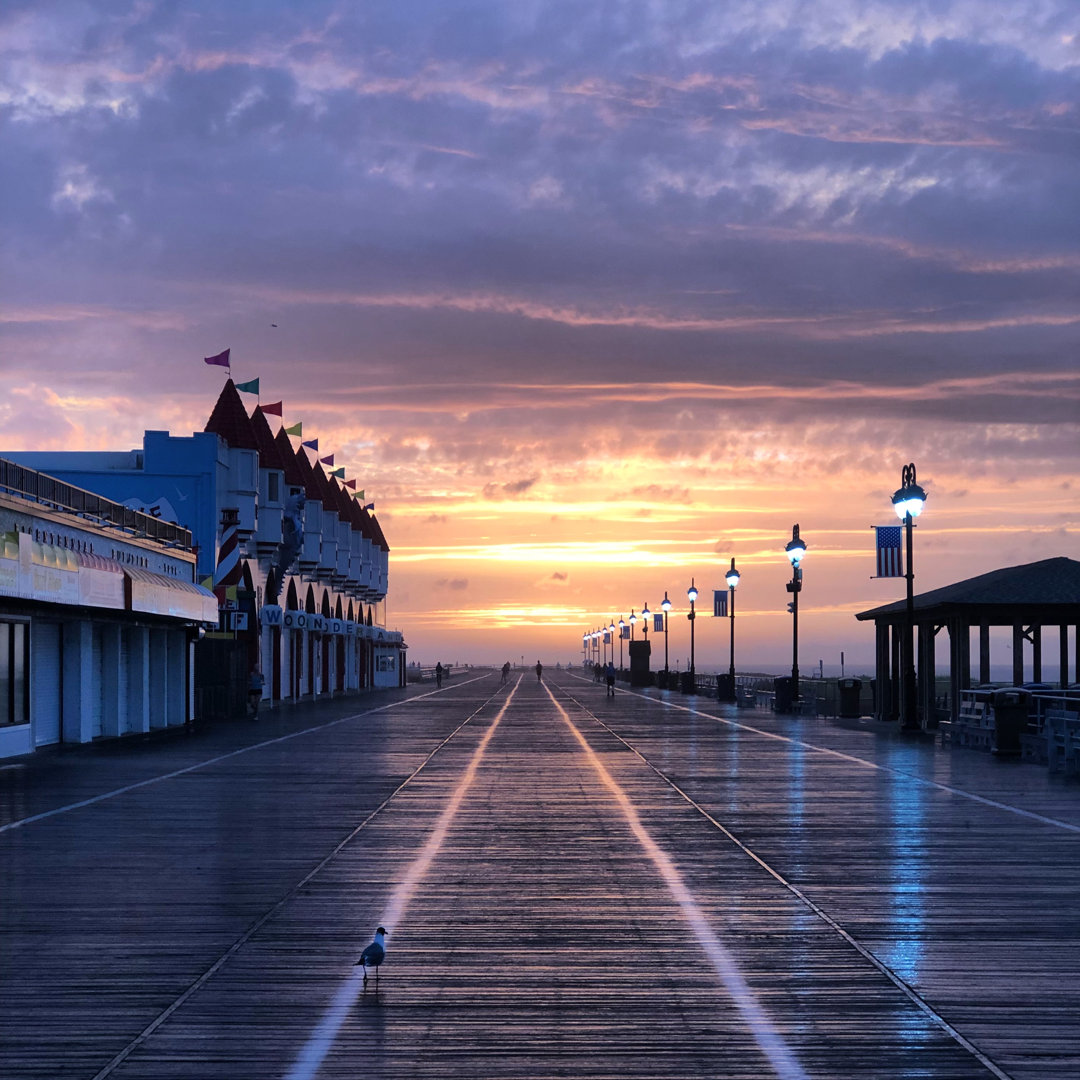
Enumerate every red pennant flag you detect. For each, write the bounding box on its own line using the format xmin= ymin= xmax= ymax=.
xmin=261 ymin=401 xmax=283 ymax=416
xmin=344 ymin=479 xmax=356 ymax=490
xmin=319 ymin=454 xmax=335 ymax=467
xmin=203 ymin=348 xmax=230 ymax=368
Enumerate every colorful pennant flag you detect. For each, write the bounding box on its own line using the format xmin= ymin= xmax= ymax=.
xmin=302 ymin=438 xmax=319 ymax=451
xmin=875 ymin=525 xmax=903 ymax=577
xmin=204 ymin=348 xmax=230 ymax=368
xmin=343 ymin=479 xmax=356 ymax=490
xmin=261 ymin=401 xmax=283 ymax=416
xmin=357 ymin=489 xmax=365 ymax=500
xmin=284 ymin=421 xmax=302 ymax=436
xmin=235 ymin=377 xmax=259 ymax=394
xmin=363 ymin=502 xmax=375 ymax=511
xmin=714 ymin=590 xmax=727 ymax=618
xmin=331 ymin=466 xmax=345 ymax=478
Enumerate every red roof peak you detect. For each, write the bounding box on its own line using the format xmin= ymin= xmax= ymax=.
xmin=205 ymin=379 xmax=258 ymax=450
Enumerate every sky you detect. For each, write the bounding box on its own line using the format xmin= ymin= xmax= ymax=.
xmin=1 ymin=1 xmax=1078 ymax=672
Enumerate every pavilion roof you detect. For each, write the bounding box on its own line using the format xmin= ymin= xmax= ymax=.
xmin=856 ymin=557 xmax=1080 ymax=623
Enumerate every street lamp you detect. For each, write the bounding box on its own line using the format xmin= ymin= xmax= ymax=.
xmin=687 ymin=578 xmax=698 ymax=688
xmin=724 ymin=558 xmax=740 ymax=701
xmin=892 ymin=463 xmax=927 ymax=730
xmin=641 ymin=602 xmax=651 ymax=640
xmin=608 ymin=620 xmax=616 ymax=669
xmin=661 ymin=592 xmax=672 ymax=675
xmin=618 ymin=617 xmax=626 ymax=670
xmin=785 ymin=525 xmax=807 ymax=703
xmin=629 ymin=608 xmax=637 ymax=641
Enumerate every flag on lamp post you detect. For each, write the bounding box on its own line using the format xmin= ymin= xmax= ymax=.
xmin=875 ymin=525 xmax=903 ymax=577
xmin=713 ymin=590 xmax=727 ymax=617
xmin=653 ymin=613 xmax=664 ymax=633
xmin=204 ymin=348 xmax=230 ymax=368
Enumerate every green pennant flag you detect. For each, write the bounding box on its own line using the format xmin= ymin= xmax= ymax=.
xmin=284 ymin=421 xmax=302 ymax=436
xmin=331 ymin=466 xmax=345 ymax=478
xmin=235 ymin=377 xmax=260 ymax=394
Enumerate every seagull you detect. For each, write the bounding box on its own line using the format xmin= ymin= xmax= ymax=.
xmin=355 ymin=926 xmax=387 ymax=986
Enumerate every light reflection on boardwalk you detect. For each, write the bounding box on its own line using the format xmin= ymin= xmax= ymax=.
xmin=2 ymin=669 xmax=1078 ymax=1079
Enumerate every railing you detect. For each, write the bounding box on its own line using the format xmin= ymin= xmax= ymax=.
xmin=0 ymin=458 xmax=193 ymax=549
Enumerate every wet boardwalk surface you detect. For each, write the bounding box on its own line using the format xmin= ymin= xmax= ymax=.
xmin=3 ymin=669 xmax=1080 ymax=1079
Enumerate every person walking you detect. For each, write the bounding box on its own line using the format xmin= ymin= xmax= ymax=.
xmin=501 ymin=661 xmax=510 ymax=685
xmin=248 ymin=667 xmax=265 ymax=718
xmin=535 ymin=660 xmax=543 ymax=683
xmin=605 ymin=660 xmax=616 ymax=697
xmin=435 ymin=661 xmax=444 ymax=688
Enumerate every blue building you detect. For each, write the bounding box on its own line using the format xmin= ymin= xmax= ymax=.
xmin=5 ymin=381 xmax=404 ymax=709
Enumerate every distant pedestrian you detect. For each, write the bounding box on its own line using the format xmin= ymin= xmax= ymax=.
xmin=248 ymin=668 xmax=265 ymax=717
xmin=435 ymin=661 xmax=444 ymax=688
xmin=605 ymin=661 xmax=616 ymax=697
xmin=535 ymin=660 xmax=543 ymax=682
xmin=501 ymin=661 xmax=511 ymax=685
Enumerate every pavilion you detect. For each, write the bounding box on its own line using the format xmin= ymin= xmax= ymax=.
xmin=855 ymin=556 xmax=1080 ymax=726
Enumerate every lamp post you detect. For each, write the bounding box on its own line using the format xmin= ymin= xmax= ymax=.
xmin=725 ymin=559 xmax=740 ymax=701
xmin=629 ymin=609 xmax=637 ymax=641
xmin=785 ymin=525 xmax=807 ymax=702
xmin=661 ymin=592 xmax=671 ymax=676
xmin=892 ymin=463 xmax=927 ymax=731
xmin=687 ymin=578 xmax=698 ymax=687
xmin=641 ymin=602 xmax=651 ymax=641
xmin=618 ymin=617 xmax=625 ymax=670
xmin=608 ymin=620 xmax=616 ymax=669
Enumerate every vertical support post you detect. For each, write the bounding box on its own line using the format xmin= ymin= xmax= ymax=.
xmin=1061 ymin=624 xmax=1070 ymax=690
xmin=1032 ymin=625 xmax=1042 ymax=684
xmin=1012 ymin=624 xmax=1025 ymax=686
xmin=979 ymin=625 xmax=991 ymax=684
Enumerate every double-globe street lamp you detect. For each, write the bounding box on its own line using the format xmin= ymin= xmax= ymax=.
xmin=722 ymin=558 xmax=740 ymax=701
xmin=892 ymin=463 xmax=927 ymax=731
xmin=784 ymin=526 xmax=807 ymax=703
xmin=661 ymin=592 xmax=671 ymax=676
xmin=687 ymin=578 xmax=698 ymax=688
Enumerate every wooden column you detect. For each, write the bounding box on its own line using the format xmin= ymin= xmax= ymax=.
xmin=875 ymin=622 xmax=890 ymax=721
xmin=948 ymin=617 xmax=970 ymax=725
xmin=979 ymin=625 xmax=991 ymax=684
xmin=1061 ymin=625 xmax=1071 ymax=689
xmin=918 ymin=624 xmax=937 ymax=729
xmin=1032 ymin=625 xmax=1042 ymax=684
xmin=889 ymin=624 xmax=902 ymax=722
xmin=1012 ymin=624 xmax=1025 ymax=686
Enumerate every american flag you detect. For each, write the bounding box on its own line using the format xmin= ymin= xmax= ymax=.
xmin=620 ymin=624 xmax=630 ymax=639
xmin=875 ymin=525 xmax=903 ymax=577
xmin=654 ymin=613 xmax=664 ymax=633
xmin=713 ymin=590 xmax=727 ymax=617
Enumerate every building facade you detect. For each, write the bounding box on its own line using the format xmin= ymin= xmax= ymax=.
xmin=0 ymin=459 xmax=217 ymax=759
xmin=6 ymin=380 xmax=405 ymax=713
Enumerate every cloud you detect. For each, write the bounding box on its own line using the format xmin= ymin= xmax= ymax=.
xmin=482 ymin=476 xmax=539 ymax=500
xmin=434 ymin=577 xmax=469 ymax=590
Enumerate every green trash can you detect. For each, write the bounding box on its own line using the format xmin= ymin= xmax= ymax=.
xmin=838 ymin=677 xmax=862 ymax=718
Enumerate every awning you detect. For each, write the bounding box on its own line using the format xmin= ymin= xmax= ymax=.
xmin=125 ymin=567 xmax=219 ymax=623
xmin=77 ymin=552 xmax=125 ymax=611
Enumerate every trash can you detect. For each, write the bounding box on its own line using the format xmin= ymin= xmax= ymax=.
xmin=774 ymin=676 xmax=795 ymax=714
xmin=991 ymin=687 xmax=1030 ymax=755
xmin=716 ymin=673 xmax=735 ymax=702
xmin=838 ymin=677 xmax=863 ymax=718
xmin=680 ymin=671 xmax=696 ymax=694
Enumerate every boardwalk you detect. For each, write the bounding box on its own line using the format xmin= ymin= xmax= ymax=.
xmin=3 ymin=669 xmax=1079 ymax=1079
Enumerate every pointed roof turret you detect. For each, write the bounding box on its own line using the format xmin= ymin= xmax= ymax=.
xmin=204 ymin=379 xmax=258 ymax=450
xmin=293 ymin=442 xmax=323 ymax=502
xmin=250 ymin=406 xmax=286 ymax=472
xmin=273 ymin=427 xmax=305 ymax=487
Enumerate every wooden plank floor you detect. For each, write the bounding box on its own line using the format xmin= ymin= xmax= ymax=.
xmin=2 ymin=669 xmax=1079 ymax=1078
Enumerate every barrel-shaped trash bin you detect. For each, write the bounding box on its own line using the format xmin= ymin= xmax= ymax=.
xmin=991 ymin=687 xmax=1030 ymax=755
xmin=774 ymin=676 xmax=795 ymax=713
xmin=838 ymin=677 xmax=862 ymax=718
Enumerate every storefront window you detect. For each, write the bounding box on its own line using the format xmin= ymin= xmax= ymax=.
xmin=0 ymin=620 xmax=29 ymax=727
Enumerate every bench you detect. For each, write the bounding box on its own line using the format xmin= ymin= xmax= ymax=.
xmin=1046 ymin=710 xmax=1080 ymax=775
